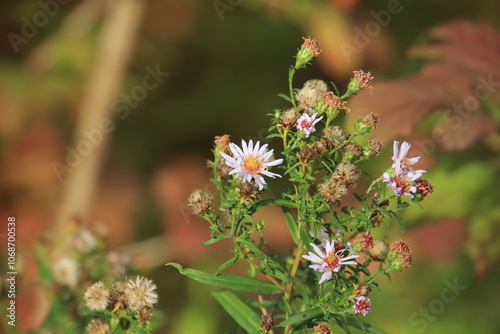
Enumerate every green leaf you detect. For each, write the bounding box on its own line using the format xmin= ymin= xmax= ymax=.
xmin=212 ymin=291 xmax=261 ymax=334
xmin=215 ymin=253 xmax=242 ymax=275
xmin=166 ymin=263 xmax=282 ymax=294
xmin=281 ymin=206 xmax=299 ymax=243
xmin=278 ymin=93 xmax=293 ymax=103
xmin=35 ymin=246 xmax=54 ymax=285
xmin=278 ymin=308 xmax=323 ymax=327
xmin=391 ymin=212 xmax=406 ymax=232
xmin=202 ymin=233 xmax=229 ymax=246
xmin=248 ymin=199 xmax=299 ymax=214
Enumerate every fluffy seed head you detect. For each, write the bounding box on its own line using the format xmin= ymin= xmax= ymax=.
xmin=367 ymin=240 xmax=389 ymax=261
xmin=322 ymin=126 xmax=348 ymax=149
xmin=52 ymin=256 xmax=79 ymax=288
xmin=299 ymin=146 xmax=315 ymax=163
xmin=304 ymin=79 xmax=328 ymax=93
xmin=318 ymin=177 xmax=348 ymax=203
xmin=125 ymin=276 xmax=158 ymax=311
xmin=84 ymin=281 xmax=111 ymax=311
xmin=187 ymin=189 xmax=214 ymax=216
xmin=335 ymin=162 xmax=362 ymax=187
xmin=85 ymin=318 xmax=111 ymax=334
xmin=280 ymin=108 xmax=300 ymax=128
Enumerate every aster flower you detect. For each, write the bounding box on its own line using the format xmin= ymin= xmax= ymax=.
xmin=221 ymin=140 xmax=283 ymax=190
xmin=353 ymin=296 xmax=372 ymax=316
xmin=383 ymin=141 xmax=426 ymax=198
xmin=125 ymin=276 xmax=158 ymax=311
xmin=302 ymin=239 xmax=359 ymax=284
xmin=297 ymin=112 xmax=323 ymax=138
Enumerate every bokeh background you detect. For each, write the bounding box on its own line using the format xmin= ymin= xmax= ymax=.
xmin=1 ymin=0 xmax=499 ymax=333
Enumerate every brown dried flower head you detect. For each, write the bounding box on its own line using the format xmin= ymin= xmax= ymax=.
xmin=280 ymin=108 xmax=300 ymax=128
xmin=312 ymin=140 xmax=327 ymax=155
xmin=318 ymin=177 xmax=348 ymax=204
xmin=361 ymin=112 xmax=380 ymax=130
xmin=349 ymin=70 xmax=374 ymax=94
xmin=110 ymin=282 xmax=127 ymax=310
xmin=367 ymin=240 xmax=389 ymax=261
xmin=218 ymin=162 xmax=232 ymax=178
xmin=321 ymin=92 xmax=350 ymax=113
xmin=214 ymin=134 xmax=231 ymax=152
xmin=353 ymin=283 xmax=372 ymax=298
xmin=304 ymin=79 xmax=328 ymax=93
xmin=322 ymin=126 xmax=348 ymax=149
xmin=415 ymin=179 xmax=434 ymax=198
xmin=390 ymin=240 xmax=413 ymax=269
xmin=366 ymin=139 xmax=382 ymax=157
xmin=357 ymin=232 xmax=374 ymax=250
xmin=238 ymin=181 xmax=259 ymax=200
xmin=335 ymin=162 xmax=362 ymax=187
xmin=187 ymin=189 xmax=214 ymax=216
xmin=314 ymin=323 xmax=333 ymax=334
xmin=345 ymin=142 xmax=363 ymax=159
xmin=299 ymin=146 xmax=315 ymax=163
xmin=137 ymin=306 xmax=154 ymax=323
xmin=85 ymin=318 xmax=111 ymax=334
xmin=84 ymin=281 xmax=111 ymax=311
xmin=301 ymin=37 xmax=321 ymax=57
xmin=261 ymin=314 xmax=275 ymax=332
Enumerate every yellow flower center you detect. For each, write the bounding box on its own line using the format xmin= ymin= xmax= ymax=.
xmin=324 ymin=252 xmax=340 ymax=271
xmin=243 ymin=156 xmax=263 ymax=174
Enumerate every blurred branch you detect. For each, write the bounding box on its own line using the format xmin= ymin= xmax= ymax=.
xmin=118 ymin=235 xmax=171 ymax=269
xmin=54 ymin=0 xmax=146 ymax=240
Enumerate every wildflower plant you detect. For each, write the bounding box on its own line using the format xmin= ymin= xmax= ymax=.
xmin=168 ymin=37 xmax=433 ymax=333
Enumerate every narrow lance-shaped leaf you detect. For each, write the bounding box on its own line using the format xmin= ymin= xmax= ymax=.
xmin=278 ymin=308 xmax=323 ymax=327
xmin=166 ymin=263 xmax=283 ymax=294
xmin=212 ymin=291 xmax=261 ymax=334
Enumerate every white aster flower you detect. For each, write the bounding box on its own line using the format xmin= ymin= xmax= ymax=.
xmin=297 ymin=112 xmax=323 ymax=138
xmin=220 ymin=140 xmax=283 ymax=190
xmin=391 ymin=140 xmax=421 ymax=171
xmin=302 ymin=239 xmax=359 ymax=284
xmin=383 ymin=140 xmax=426 ymax=198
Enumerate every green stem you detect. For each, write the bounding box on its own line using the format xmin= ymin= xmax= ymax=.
xmin=289 ymin=67 xmax=297 ymax=109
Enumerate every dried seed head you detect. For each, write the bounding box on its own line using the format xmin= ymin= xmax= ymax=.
xmin=314 ymin=323 xmax=333 ymax=334
xmin=85 ymin=318 xmax=111 ymax=334
xmin=367 ymin=240 xmax=389 ymax=261
xmin=261 ymin=314 xmax=275 ymax=332
xmin=84 ymin=281 xmax=111 ymax=311
xmin=322 ymin=126 xmax=348 ymax=149
xmin=137 ymin=306 xmax=154 ymax=323
xmin=301 ymin=37 xmax=321 ymax=56
xmin=125 ymin=276 xmax=158 ymax=311
xmin=214 ymin=134 xmax=231 ymax=152
xmin=321 ymin=92 xmax=350 ymax=113
xmin=187 ymin=189 xmax=214 ymax=216
xmin=366 ymin=139 xmax=382 ymax=157
xmin=304 ymin=79 xmax=329 ymax=94
xmin=390 ymin=240 xmax=413 ymax=269
xmin=218 ymin=162 xmax=232 ymax=178
xmin=280 ymin=108 xmax=300 ymax=128
xmin=318 ymin=177 xmax=348 ymax=203
xmin=415 ymin=179 xmax=434 ymax=198
xmin=353 ymin=283 xmax=372 ymax=298
xmin=299 ymin=146 xmax=315 ymax=163
xmin=238 ymin=181 xmax=259 ymax=200
xmin=335 ymin=162 xmax=362 ymax=187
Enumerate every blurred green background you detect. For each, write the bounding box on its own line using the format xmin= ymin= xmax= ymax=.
xmin=1 ymin=0 xmax=499 ymax=333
